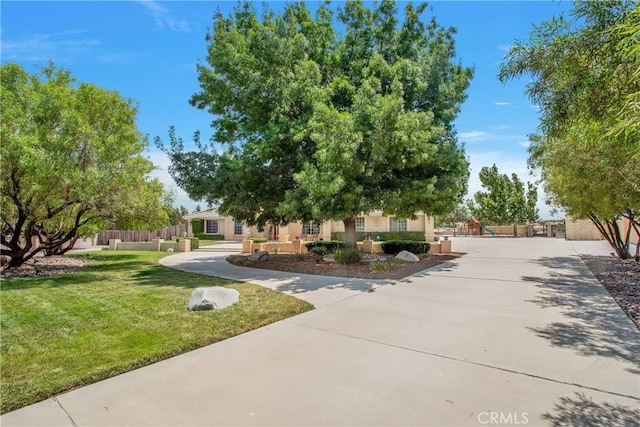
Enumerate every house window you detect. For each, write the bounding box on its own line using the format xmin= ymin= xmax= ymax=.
xmin=234 ymin=221 xmax=243 ymax=235
xmin=302 ymin=221 xmax=320 ymax=235
xmin=356 ymin=217 xmax=365 ymax=232
xmin=390 ymin=217 xmax=407 ymax=232
xmin=205 ymin=220 xmax=218 ymax=234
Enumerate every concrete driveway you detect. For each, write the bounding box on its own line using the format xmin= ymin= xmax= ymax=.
xmin=3 ymin=238 xmax=639 ymax=426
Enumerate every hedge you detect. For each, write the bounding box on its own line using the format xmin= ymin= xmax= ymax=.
xmin=191 ymin=219 xmax=204 ymax=234
xmin=250 ymin=237 xmax=267 ymax=243
xmin=195 ymin=233 xmax=225 ymax=241
xmin=305 ymin=240 xmax=343 ymax=253
xmin=330 ymin=231 xmax=426 ymax=241
xmin=381 ymin=240 xmax=430 ymax=255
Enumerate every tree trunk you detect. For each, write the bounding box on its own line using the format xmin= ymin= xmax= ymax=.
xmin=343 ymin=216 xmax=357 ymax=249
xmin=513 ymin=222 xmax=518 ymax=237
xmin=588 ymin=213 xmax=632 ymax=260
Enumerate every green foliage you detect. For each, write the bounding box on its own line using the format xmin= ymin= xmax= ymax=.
xmin=305 ymin=240 xmax=343 ymax=253
xmin=186 ymin=237 xmax=199 ymax=250
xmin=249 ymin=238 xmax=267 ymax=243
xmin=191 ymin=219 xmax=204 ymax=234
xmin=499 ymin=0 xmax=639 ymax=259
xmin=436 ymin=203 xmax=471 ymax=226
xmin=159 ymin=1 xmax=472 ymax=250
xmin=196 ymin=233 xmax=224 ymax=241
xmin=310 ymin=246 xmax=328 ymax=256
xmin=293 ymin=253 xmax=306 ymax=261
xmin=468 ymin=164 xmax=538 ymax=226
xmin=0 ymin=251 xmax=312 ymax=413
xmin=331 ymin=231 xmax=425 ymax=241
xmin=381 ymin=240 xmax=430 ymax=255
xmin=0 ymin=62 xmax=166 ymax=266
xmin=392 ymin=257 xmax=407 ymax=265
xmin=370 ymin=261 xmax=388 ymax=272
xmin=333 ymin=248 xmax=362 ymax=265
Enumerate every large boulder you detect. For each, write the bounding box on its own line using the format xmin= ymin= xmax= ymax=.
xmin=396 ymin=250 xmax=420 ymax=262
xmin=248 ymin=251 xmax=269 ymax=262
xmin=188 ymin=287 xmax=240 ymax=311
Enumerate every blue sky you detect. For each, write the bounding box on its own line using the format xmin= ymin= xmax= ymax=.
xmin=1 ymin=1 xmax=574 ymax=219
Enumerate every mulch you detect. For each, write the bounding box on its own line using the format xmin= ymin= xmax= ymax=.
xmin=226 ymin=252 xmax=463 ymax=280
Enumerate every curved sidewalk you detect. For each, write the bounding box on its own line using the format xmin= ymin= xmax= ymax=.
xmin=3 ymin=238 xmax=639 ymax=426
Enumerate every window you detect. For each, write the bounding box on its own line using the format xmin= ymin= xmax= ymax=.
xmin=234 ymin=221 xmax=243 ymax=235
xmin=390 ymin=217 xmax=407 ymax=232
xmin=205 ymin=220 xmax=218 ymax=234
xmin=302 ymin=221 xmax=320 ymax=235
xmin=356 ymin=217 xmax=365 ymax=232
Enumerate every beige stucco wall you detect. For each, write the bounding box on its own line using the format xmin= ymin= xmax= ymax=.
xmin=565 ymin=215 xmax=638 ymax=244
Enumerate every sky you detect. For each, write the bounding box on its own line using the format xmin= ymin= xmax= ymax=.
xmin=1 ymin=0 xmax=575 ymax=220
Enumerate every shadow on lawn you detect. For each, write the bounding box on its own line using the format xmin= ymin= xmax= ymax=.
xmin=524 ymin=256 xmax=640 ymax=374
xmin=543 ymin=392 xmax=640 ymax=427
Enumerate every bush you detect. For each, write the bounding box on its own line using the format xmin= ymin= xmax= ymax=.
xmin=333 ymin=248 xmax=362 ymax=264
xmin=187 ymin=237 xmax=199 ymax=250
xmin=330 ymin=231 xmax=425 ymax=241
xmin=293 ymin=253 xmax=306 ymax=261
xmin=250 ymin=237 xmax=267 ymax=243
xmin=381 ymin=240 xmax=430 ymax=255
xmin=196 ymin=233 xmax=225 ymax=241
xmin=305 ymin=240 xmax=343 ymax=253
xmin=309 ymin=246 xmax=328 ymax=256
xmin=191 ymin=219 xmax=204 ymax=234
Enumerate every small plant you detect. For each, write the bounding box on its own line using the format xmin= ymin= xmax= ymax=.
xmin=392 ymin=257 xmax=407 ymax=265
xmin=250 ymin=237 xmax=267 ymax=243
xmin=273 ymin=247 xmax=280 ymax=254
xmin=333 ymin=248 xmax=362 ymax=265
xmin=419 ymin=253 xmax=430 ymax=260
xmin=293 ymin=253 xmax=306 ymax=261
xmin=370 ymin=261 xmax=388 ymax=272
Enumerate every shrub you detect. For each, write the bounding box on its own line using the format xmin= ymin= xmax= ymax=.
xmin=333 ymin=248 xmax=362 ymax=264
xmin=310 ymin=246 xmax=328 ymax=256
xmin=370 ymin=261 xmax=388 ymax=272
xmin=250 ymin=237 xmax=267 ymax=243
xmin=191 ymin=219 xmax=204 ymax=234
xmin=392 ymin=257 xmax=407 ymax=265
xmin=187 ymin=237 xmax=199 ymax=250
xmin=381 ymin=240 xmax=430 ymax=255
xmin=293 ymin=253 xmax=306 ymax=261
xmin=196 ymin=233 xmax=225 ymax=241
xmin=305 ymin=240 xmax=343 ymax=253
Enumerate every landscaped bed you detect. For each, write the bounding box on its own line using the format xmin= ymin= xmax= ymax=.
xmin=0 ymin=252 xmax=313 ymax=414
xmin=227 ymin=252 xmax=464 ymax=280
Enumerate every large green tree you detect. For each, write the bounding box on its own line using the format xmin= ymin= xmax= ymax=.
xmin=499 ymin=0 xmax=640 ymax=259
xmin=469 ymin=164 xmax=538 ymax=234
xmin=0 ymin=62 xmax=167 ymax=267
xmin=160 ymin=0 xmax=472 ymax=248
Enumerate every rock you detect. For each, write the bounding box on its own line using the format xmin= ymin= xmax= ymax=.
xmin=188 ymin=287 xmax=240 ymax=311
xmin=396 ymin=250 xmax=420 ymax=262
xmin=248 ymin=251 xmax=269 ymax=262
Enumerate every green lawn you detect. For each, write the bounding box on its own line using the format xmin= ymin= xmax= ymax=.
xmin=0 ymin=251 xmax=313 ymax=414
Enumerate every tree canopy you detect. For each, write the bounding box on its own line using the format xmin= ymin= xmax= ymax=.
xmin=499 ymin=0 xmax=639 ymax=259
xmin=0 ymin=62 xmax=167 ymax=267
xmin=468 ymin=164 xmax=538 ymax=232
xmin=160 ymin=0 xmax=472 ymax=248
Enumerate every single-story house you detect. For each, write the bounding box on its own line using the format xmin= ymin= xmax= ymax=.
xmin=183 ymin=209 xmax=436 ymax=242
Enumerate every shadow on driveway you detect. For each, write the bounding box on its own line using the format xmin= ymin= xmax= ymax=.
xmin=524 ymin=256 xmax=640 ymax=374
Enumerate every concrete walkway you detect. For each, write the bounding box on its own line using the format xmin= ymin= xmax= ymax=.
xmin=3 ymin=238 xmax=639 ymax=426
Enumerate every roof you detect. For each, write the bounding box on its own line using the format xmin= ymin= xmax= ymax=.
xmin=182 ymin=208 xmax=223 ymax=220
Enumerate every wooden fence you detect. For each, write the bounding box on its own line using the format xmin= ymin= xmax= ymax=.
xmin=97 ymin=224 xmax=188 ymax=245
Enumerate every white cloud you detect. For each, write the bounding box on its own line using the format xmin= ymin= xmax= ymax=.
xmin=497 ymin=44 xmax=512 ymax=52
xmin=459 ymin=131 xmax=489 ymax=142
xmin=146 ymin=150 xmax=200 ymax=212
xmin=0 ymin=29 xmax=100 ymax=62
xmin=137 ymin=1 xmax=190 ymax=32
xmin=494 ymin=102 xmax=511 ymax=106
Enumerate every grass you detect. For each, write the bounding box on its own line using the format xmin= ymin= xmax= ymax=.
xmin=0 ymin=251 xmax=313 ymax=414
